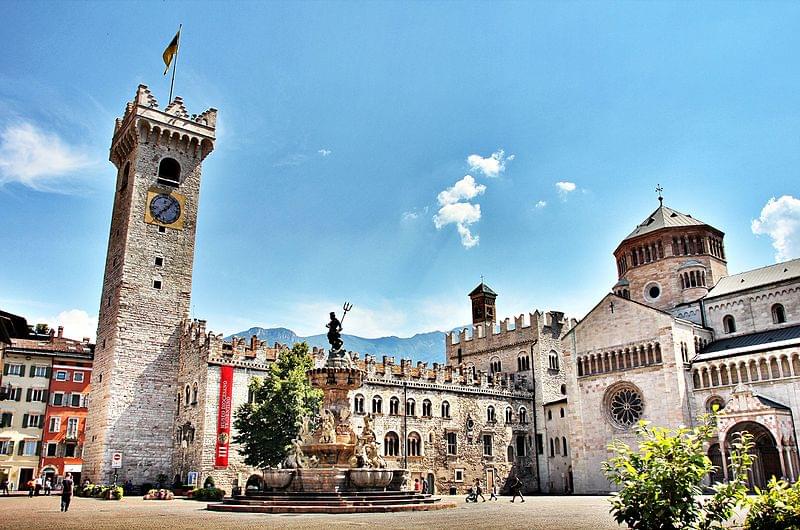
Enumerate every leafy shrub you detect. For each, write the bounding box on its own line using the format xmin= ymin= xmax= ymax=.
xmin=746 ymin=478 xmax=800 ymax=530
xmin=203 ymin=476 xmax=216 ymax=489
xmin=603 ymin=414 xmax=753 ymax=530
xmin=75 ymin=483 xmax=123 ymax=500
xmin=190 ymin=487 xmax=225 ymax=501
xmin=143 ymin=488 xmax=174 ymax=500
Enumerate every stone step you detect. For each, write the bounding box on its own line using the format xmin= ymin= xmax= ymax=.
xmin=225 ymin=497 xmax=441 ymax=507
xmin=207 ymin=501 xmax=456 ymax=514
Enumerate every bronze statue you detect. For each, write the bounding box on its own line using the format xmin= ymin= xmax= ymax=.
xmin=327 ymin=312 xmax=343 ymax=351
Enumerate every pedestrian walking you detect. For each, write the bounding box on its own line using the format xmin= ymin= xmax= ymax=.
xmin=510 ymin=475 xmax=525 ymax=503
xmin=44 ymin=478 xmax=52 ymax=496
xmin=27 ymin=479 xmax=34 ymax=498
xmin=60 ymin=473 xmax=74 ymax=512
xmin=490 ymin=483 xmax=498 ymax=501
xmin=421 ymin=477 xmax=428 ymax=494
xmin=34 ymin=476 xmax=42 ymax=496
xmin=474 ymin=478 xmax=486 ymax=502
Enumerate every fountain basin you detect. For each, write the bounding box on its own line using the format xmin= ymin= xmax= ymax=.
xmin=262 ymin=469 xmax=294 ymax=490
xmin=349 ymin=469 xmax=394 ymax=489
xmin=293 ymin=468 xmax=349 ymax=492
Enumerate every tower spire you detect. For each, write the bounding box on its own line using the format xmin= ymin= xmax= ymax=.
xmin=656 ymin=184 xmax=664 ymax=206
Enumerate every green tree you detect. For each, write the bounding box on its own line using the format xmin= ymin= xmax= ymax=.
xmin=746 ymin=478 xmax=800 ymax=529
xmin=603 ymin=414 xmax=754 ymax=530
xmin=34 ymin=323 xmax=50 ymax=335
xmin=233 ymin=342 xmax=322 ymax=469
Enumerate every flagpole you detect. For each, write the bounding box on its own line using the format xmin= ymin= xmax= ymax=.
xmin=168 ymin=24 xmax=182 ymax=104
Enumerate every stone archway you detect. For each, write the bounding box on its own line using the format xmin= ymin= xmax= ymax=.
xmin=726 ymin=421 xmax=782 ymax=490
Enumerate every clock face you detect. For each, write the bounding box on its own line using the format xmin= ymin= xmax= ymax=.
xmin=149 ymin=194 xmax=181 ymax=225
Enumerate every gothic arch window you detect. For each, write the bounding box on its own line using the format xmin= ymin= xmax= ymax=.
xmin=519 ymin=407 xmax=528 ymax=424
xmin=405 ymin=398 xmax=416 ymax=417
xmin=407 ymin=432 xmax=422 ymax=457
xmin=372 ymin=395 xmax=382 ymax=414
xmin=157 ymin=157 xmax=181 ymax=187
xmin=507 ymin=445 xmax=514 ymax=462
xmin=354 ymin=394 xmax=365 ymax=414
xmin=490 ymin=356 xmax=502 ymax=374
xmin=441 ymin=400 xmax=451 ymax=418
xmin=562 ymin=436 xmax=568 ymax=456
xmin=422 ymin=399 xmax=432 ymax=417
xmin=518 ymin=353 xmax=530 ymax=372
xmin=184 ymin=385 xmax=190 ymax=406
xmin=505 ymin=406 xmax=513 ymax=424
xmin=384 ymin=431 xmax=400 ymax=457
xmin=605 ymin=383 xmax=644 ymax=429
xmin=723 ymin=315 xmax=736 ymax=334
xmin=191 ymin=382 xmax=198 ymax=405
xmin=487 ymin=405 xmax=496 ymax=423
xmin=772 ymin=304 xmax=787 ymax=324
xmin=389 ymin=396 xmax=400 ymax=416
xmin=692 ymin=370 xmax=701 ymax=389
xmin=548 ymin=350 xmax=560 ymax=371
xmin=550 ymin=438 xmax=555 ymax=457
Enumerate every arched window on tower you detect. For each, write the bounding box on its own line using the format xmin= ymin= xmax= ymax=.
xmin=422 ymin=399 xmax=432 ymax=417
xmin=723 ymin=315 xmax=736 ymax=334
xmin=773 ymin=304 xmax=787 ymax=324
xmin=519 ymin=407 xmax=528 ymax=424
xmin=372 ymin=395 xmax=382 ymax=414
xmin=405 ymin=398 xmax=416 ymax=417
xmin=505 ymin=406 xmax=513 ymax=424
xmin=441 ymin=400 xmax=451 ymax=418
xmin=548 ymin=350 xmax=560 ymax=371
xmin=354 ymin=394 xmax=365 ymax=414
xmin=407 ymin=432 xmax=421 ymax=457
xmin=389 ymin=396 xmax=400 ymax=415
xmin=157 ymin=157 xmax=181 ymax=187
xmin=487 ymin=405 xmax=496 ymax=424
xmin=384 ymin=432 xmax=400 ymax=457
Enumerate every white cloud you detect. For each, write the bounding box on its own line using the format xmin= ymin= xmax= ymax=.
xmin=535 ymin=200 xmax=547 ymax=209
xmin=555 ymin=181 xmax=576 ymax=194
xmin=0 ymin=122 xmax=93 ymax=190
xmin=467 ymin=149 xmax=514 ymax=178
xmin=318 ymin=148 xmax=332 ymax=157
xmin=436 ymin=175 xmax=486 ymax=205
xmin=751 ymin=195 xmax=800 ymax=262
xmin=402 ymin=211 xmax=419 ymax=221
xmin=32 ymin=309 xmax=97 ymax=342
xmin=434 ymin=202 xmax=482 ymax=248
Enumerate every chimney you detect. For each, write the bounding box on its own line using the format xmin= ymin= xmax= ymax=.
xmin=82 ymin=337 xmax=90 ymax=344
xmin=57 ymin=326 xmax=64 ymax=338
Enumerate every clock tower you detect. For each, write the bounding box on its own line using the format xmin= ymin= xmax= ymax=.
xmin=469 ymin=282 xmax=497 ymax=327
xmin=83 ymin=85 xmax=216 ymax=483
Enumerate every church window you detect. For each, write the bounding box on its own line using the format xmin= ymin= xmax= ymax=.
xmin=420 ymin=399 xmax=432 ymax=417
xmin=483 ymin=434 xmax=493 ymax=457
xmin=441 ymin=401 xmax=451 ymax=418
xmin=447 ymin=432 xmax=457 ymax=455
xmin=706 ymin=396 xmax=725 ymax=413
xmin=519 ymin=407 xmax=528 ymax=424
xmin=405 ymin=398 xmax=415 ymax=417
xmin=646 ymin=284 xmax=660 ymax=300
xmin=372 ymin=396 xmax=382 ymax=414
xmin=606 ymin=384 xmax=644 ymax=429
xmin=157 ymin=157 xmax=181 ymax=187
xmin=487 ymin=405 xmax=496 ymax=424
xmin=384 ymin=432 xmax=400 ymax=457
xmin=407 ymin=432 xmax=421 ymax=457
xmin=389 ymin=397 xmax=400 ymax=415
xmin=505 ymin=406 xmax=513 ymax=423
xmin=548 ymin=350 xmax=559 ymax=371
xmin=772 ymin=304 xmax=786 ymax=324
xmin=354 ymin=394 xmax=365 ymax=414
xmin=562 ymin=437 xmax=568 ymax=456
xmin=723 ymin=315 xmax=736 ymax=334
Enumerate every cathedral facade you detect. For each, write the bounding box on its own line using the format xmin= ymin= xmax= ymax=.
xmin=85 ymin=86 xmax=800 ymax=496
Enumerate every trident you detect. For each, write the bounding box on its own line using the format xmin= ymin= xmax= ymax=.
xmin=341 ymin=302 xmax=353 ymax=323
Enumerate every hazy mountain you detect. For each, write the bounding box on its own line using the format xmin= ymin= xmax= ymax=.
xmin=226 ymin=326 xmax=449 ymax=365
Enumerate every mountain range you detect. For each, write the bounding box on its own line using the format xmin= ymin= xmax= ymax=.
xmin=226 ymin=327 xmax=449 ymax=365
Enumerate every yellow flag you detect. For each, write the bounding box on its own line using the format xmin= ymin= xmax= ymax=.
xmin=162 ymin=29 xmax=180 ymax=75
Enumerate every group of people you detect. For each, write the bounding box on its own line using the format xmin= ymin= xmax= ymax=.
xmin=4 ymin=473 xmax=74 ymax=511
xmin=467 ymin=476 xmax=525 ymax=503
xmin=25 ymin=476 xmax=53 ymax=497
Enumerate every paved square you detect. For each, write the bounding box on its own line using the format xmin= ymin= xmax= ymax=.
xmin=0 ymin=494 xmax=622 ymax=529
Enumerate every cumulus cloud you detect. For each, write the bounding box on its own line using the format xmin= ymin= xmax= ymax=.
xmin=434 ymin=175 xmax=486 ymax=248
xmin=467 ymin=149 xmax=514 ymax=178
xmin=32 ymin=309 xmax=97 ymax=341
xmin=436 ymin=175 xmax=486 ymax=205
xmin=751 ymin=195 xmax=800 ymax=262
xmin=535 ymin=200 xmax=547 ymax=209
xmin=555 ymin=181 xmax=576 ymax=194
xmin=0 ymin=122 xmax=93 ymax=190
xmin=318 ymin=148 xmax=332 ymax=157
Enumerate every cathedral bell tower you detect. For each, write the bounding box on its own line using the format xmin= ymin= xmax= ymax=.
xmin=469 ymin=282 xmax=497 ymax=327
xmin=83 ymin=85 xmax=216 ymax=483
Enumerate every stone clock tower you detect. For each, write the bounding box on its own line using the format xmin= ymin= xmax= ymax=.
xmin=83 ymin=85 xmax=216 ymax=483
xmin=469 ymin=282 xmax=497 ymax=327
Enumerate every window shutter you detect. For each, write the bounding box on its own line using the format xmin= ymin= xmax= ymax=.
xmin=22 ymin=414 xmax=29 ymax=428
xmin=2 ymin=364 xmax=8 ymax=376
xmin=45 ymin=366 xmax=52 ymax=378
xmin=26 ymin=388 xmax=32 ymax=402
xmin=14 ymin=389 xmax=21 ymax=402
xmin=64 ymin=392 xmax=71 ymax=407
xmin=6 ymin=441 xmax=13 ymax=455
xmin=36 ymin=441 xmax=41 ymax=456
xmin=17 ymin=442 xmax=24 ymax=455
xmin=42 ymin=390 xmax=49 ymax=403
xmin=29 ymin=365 xmax=35 ymax=377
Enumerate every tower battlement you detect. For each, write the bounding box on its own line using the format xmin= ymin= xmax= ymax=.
xmin=181 ymin=319 xmax=282 ymax=366
xmin=446 ymin=310 xmax=575 ymax=349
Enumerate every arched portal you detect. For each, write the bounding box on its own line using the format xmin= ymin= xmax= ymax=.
xmin=725 ymin=422 xmax=782 ymax=490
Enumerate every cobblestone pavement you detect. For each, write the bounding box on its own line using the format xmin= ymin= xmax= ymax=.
xmin=0 ymin=494 xmax=622 ymax=529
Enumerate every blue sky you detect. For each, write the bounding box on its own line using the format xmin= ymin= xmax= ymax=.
xmin=1 ymin=2 xmax=799 ymax=341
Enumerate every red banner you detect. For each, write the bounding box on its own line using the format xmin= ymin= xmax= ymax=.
xmin=215 ymin=365 xmax=233 ymax=467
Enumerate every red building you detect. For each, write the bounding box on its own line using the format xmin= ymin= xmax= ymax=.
xmin=38 ymin=330 xmax=93 ymax=486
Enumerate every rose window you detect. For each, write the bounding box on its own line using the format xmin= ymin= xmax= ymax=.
xmin=608 ymin=387 xmax=643 ymax=428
